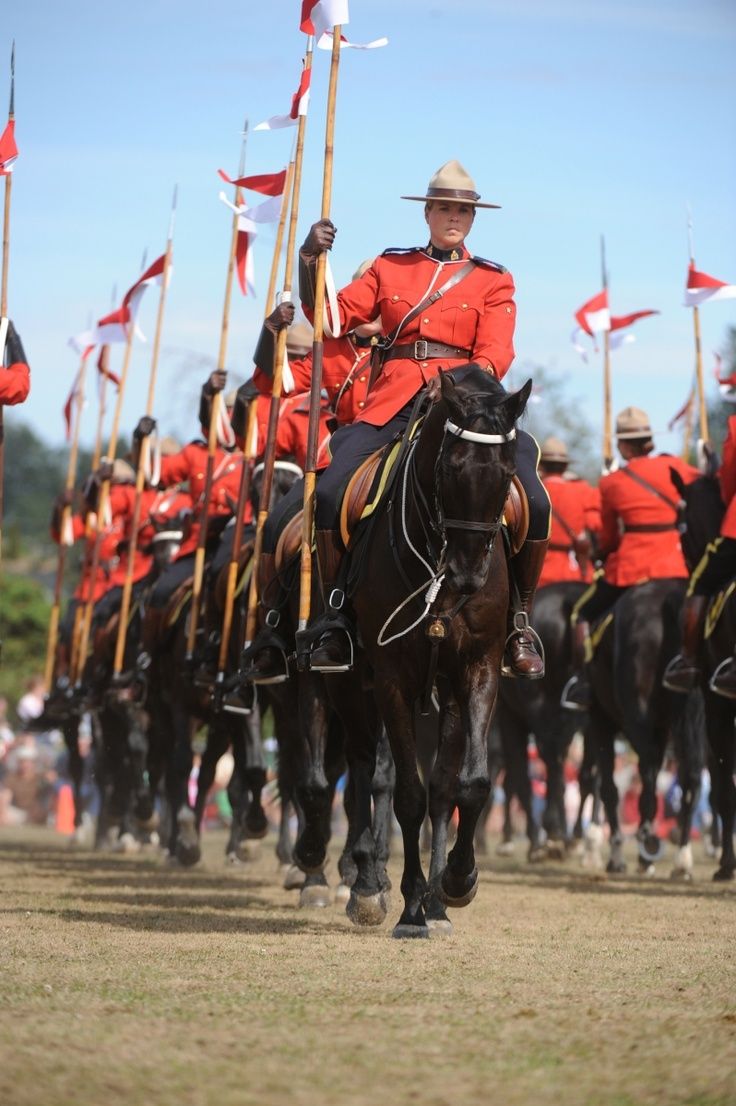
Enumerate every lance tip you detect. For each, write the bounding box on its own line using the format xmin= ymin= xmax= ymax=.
xmin=140 ymin=247 xmax=148 ymax=272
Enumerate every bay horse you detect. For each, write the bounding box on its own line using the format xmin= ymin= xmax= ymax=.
xmin=585 ymin=579 xmax=706 ymax=877
xmin=671 ymin=469 xmax=736 ymax=880
xmin=344 ymin=367 xmax=532 ymax=937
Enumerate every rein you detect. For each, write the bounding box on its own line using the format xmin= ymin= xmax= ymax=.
xmin=377 ymin=408 xmax=515 ymax=648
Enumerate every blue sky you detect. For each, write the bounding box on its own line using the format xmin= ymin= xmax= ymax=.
xmin=3 ymin=0 xmax=736 ymax=455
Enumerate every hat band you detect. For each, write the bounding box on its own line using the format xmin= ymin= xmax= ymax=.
xmin=616 ymin=427 xmax=652 ymax=439
xmin=426 ymin=187 xmax=480 ymax=202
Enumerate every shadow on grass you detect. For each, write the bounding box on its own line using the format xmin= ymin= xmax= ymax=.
xmin=477 ymin=857 xmax=735 ymax=899
xmin=11 ymin=903 xmax=350 ymax=936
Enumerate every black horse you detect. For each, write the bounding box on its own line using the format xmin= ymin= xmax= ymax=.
xmin=671 ymin=469 xmax=736 ymax=880
xmin=585 ymin=578 xmax=706 ymax=877
xmin=341 ymin=368 xmax=532 ymax=937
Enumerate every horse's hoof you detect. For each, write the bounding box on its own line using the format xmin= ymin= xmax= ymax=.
xmin=606 ymin=859 xmax=626 ymax=874
xmin=299 ymin=883 xmax=332 ymax=909
xmin=334 ymin=882 xmax=351 ymax=906
xmin=391 ymin=923 xmax=430 ymax=940
xmin=236 ymin=839 xmax=261 ymax=863
xmin=495 ymin=840 xmax=515 ymax=857
xmin=176 ymin=843 xmax=201 ymax=868
xmin=140 ymin=831 xmax=160 ymax=852
xmin=545 ymin=839 xmax=566 ymax=861
xmin=346 ymin=890 xmax=387 ymax=927
xmin=225 ymin=851 xmax=245 ymax=867
xmin=163 ymin=852 xmax=181 ymax=867
xmin=282 ymin=864 xmax=305 ymax=891
xmin=528 ymin=845 xmax=547 ymax=863
xmin=426 ymin=918 xmax=454 ymax=939
xmin=115 ymin=832 xmax=141 ymax=855
xmin=670 ymin=867 xmax=692 ymax=883
xmin=637 ymin=860 xmax=656 ymax=878
xmin=670 ymin=845 xmax=693 ymax=882
xmin=438 ymin=868 xmax=478 ymax=908
xmin=704 ymin=841 xmax=718 ymax=859
xmin=638 ymin=833 xmax=664 ymax=863
xmin=244 ymin=814 xmax=269 ymax=840
xmin=713 ymin=866 xmax=735 ymax=882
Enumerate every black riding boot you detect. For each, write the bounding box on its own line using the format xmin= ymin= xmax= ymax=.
xmin=561 ymin=619 xmax=592 ymax=711
xmin=662 ymin=595 xmax=707 ymax=693
xmin=240 ymin=553 xmax=291 ymax=685
xmin=502 ymin=539 xmax=547 ymax=679
xmin=308 ymin=530 xmax=354 ymax=673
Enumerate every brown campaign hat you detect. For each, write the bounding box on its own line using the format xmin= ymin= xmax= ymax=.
xmin=159 ymin=435 xmax=180 ymax=456
xmin=540 ymin=436 xmax=569 ymax=464
xmin=352 ymin=259 xmax=373 ymax=281
xmin=615 ymin=406 xmax=653 ymax=439
xmin=401 ymin=160 xmax=501 ymax=209
xmin=286 ymin=321 xmax=313 ymax=354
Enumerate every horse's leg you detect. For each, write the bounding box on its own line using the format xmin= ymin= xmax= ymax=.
xmin=594 ymin=710 xmax=624 ymax=873
xmin=241 ymin=703 xmax=268 ymax=840
xmin=273 ymin=700 xmax=297 ymax=868
xmin=293 ymin=672 xmax=333 ymax=874
xmin=62 ymin=715 xmax=86 ymax=836
xmin=572 ymin=724 xmax=599 ymax=842
xmin=437 ymin=671 xmax=495 ymax=909
xmin=705 ymin=693 xmax=736 ymax=880
xmin=195 ymin=722 xmax=227 ymax=835
xmin=167 ymin=703 xmax=199 ymax=867
xmin=669 ymin=689 xmax=705 ymax=881
xmin=538 ymin=720 xmax=572 ymax=858
xmin=425 ymin=693 xmax=463 ymax=936
xmin=371 ymin=726 xmax=395 ymax=894
xmin=635 ymin=725 xmax=666 ymax=874
xmin=375 ymin=679 xmax=428 ymax=938
xmin=502 ymin=713 xmax=542 ymax=862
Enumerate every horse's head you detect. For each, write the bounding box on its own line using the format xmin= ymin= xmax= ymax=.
xmin=424 ymin=366 xmax=532 ymax=593
xmin=150 ymin=510 xmax=190 ymax=574
xmin=670 ymin=468 xmax=724 ymax=572
xmin=251 ymin=458 xmax=303 ymax=515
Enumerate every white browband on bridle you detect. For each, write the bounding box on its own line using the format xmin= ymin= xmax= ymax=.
xmin=444 ymin=419 xmax=516 ymax=445
xmin=252 ymin=460 xmax=304 ymax=481
xmin=151 ymin=529 xmax=184 ymax=543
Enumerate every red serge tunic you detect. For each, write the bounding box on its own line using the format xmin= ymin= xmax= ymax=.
xmin=598 ymin=455 xmax=699 ymax=586
xmin=538 ymin=475 xmax=601 ymax=587
xmin=719 ymin=415 xmax=736 ymax=539
xmin=52 ymin=504 xmax=126 ymax=603
xmin=321 ymin=246 xmax=516 ymax=426
xmin=0 ymin=361 xmax=30 ymax=405
xmin=108 ymin=486 xmax=195 ymax=586
xmin=159 ymin=443 xmax=243 ymax=557
xmin=251 ymin=391 xmax=333 ymax=471
xmin=254 ymin=335 xmax=372 ymax=427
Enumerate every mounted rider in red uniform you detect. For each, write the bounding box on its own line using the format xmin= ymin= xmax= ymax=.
xmin=537 ymin=436 xmax=601 ymax=588
xmin=293 ymin=161 xmax=550 ymax=677
xmin=562 ymin=406 xmax=699 ymax=711
xmin=663 ymin=412 xmax=736 ymax=697
xmin=0 ymin=319 xmax=30 ymax=406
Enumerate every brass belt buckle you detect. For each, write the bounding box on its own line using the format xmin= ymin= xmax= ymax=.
xmin=414 ymin=339 xmax=429 ymax=360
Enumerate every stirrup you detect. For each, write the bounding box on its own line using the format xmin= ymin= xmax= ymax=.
xmin=500 ymin=611 xmax=545 ymax=679
xmin=662 ymin=654 xmax=701 ymax=694
xmin=709 ymin=658 xmax=736 ymax=701
xmin=309 ymin=625 xmax=355 ymax=674
xmin=295 ymin=606 xmax=354 ymax=674
xmin=560 ymin=674 xmax=589 ymax=713
xmin=240 ymin=624 xmax=290 ymax=686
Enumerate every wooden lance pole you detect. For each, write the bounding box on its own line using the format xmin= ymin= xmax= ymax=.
xmin=688 ymin=209 xmax=709 ymax=443
xmin=73 ymin=278 xmax=140 ymax=686
xmin=601 ymin=235 xmax=613 ymax=471
xmin=113 ymin=187 xmax=177 ymax=677
xmin=43 ymin=351 xmax=90 ymax=688
xmin=243 ymin=50 xmax=313 ymax=650
xmin=185 ymin=122 xmax=248 ymax=663
xmin=216 ymin=151 xmax=296 ymax=688
xmin=0 ymin=42 xmax=16 ymax=562
xmin=297 ymin=29 xmax=342 ymax=641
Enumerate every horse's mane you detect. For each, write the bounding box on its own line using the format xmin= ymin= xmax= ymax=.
xmin=450 ymin=365 xmax=510 ymax=409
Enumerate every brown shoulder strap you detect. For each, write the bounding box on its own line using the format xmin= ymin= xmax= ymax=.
xmin=620 ymin=465 xmax=680 ymax=513
xmin=549 ymin=503 xmax=577 ymax=544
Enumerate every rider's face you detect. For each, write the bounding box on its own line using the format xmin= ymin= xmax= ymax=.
xmin=425 ymin=201 xmax=475 ymax=250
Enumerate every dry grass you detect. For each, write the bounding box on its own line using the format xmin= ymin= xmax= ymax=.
xmin=1 ymin=826 xmax=734 ymax=1106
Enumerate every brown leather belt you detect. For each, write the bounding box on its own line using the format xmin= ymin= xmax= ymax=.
xmin=382 ymin=340 xmax=472 ymax=363
xmin=623 ymin=523 xmax=677 ymax=533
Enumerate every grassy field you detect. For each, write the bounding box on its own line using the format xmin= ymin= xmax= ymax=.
xmin=0 ymin=826 xmax=734 ymax=1106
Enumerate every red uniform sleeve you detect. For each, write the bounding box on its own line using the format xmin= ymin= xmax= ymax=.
xmin=323 ymin=267 xmax=382 ymax=335
xmin=598 ymin=476 xmax=621 ymax=559
xmin=159 ymin=448 xmax=193 ymax=486
xmin=584 ymin=483 xmax=602 ymax=535
xmin=470 ymin=269 xmax=516 ymax=378
xmin=0 ymin=363 xmax=30 ymax=405
xmin=720 ymin=417 xmax=736 ymax=505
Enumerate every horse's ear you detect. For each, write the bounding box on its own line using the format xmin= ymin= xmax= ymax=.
xmin=700 ymin=441 xmax=720 ymax=479
xmin=670 ymin=467 xmax=687 ymax=498
xmin=504 ymin=378 xmax=533 ymax=422
xmin=439 ymin=368 xmax=463 ymax=416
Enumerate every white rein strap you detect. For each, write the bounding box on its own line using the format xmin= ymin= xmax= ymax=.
xmin=444 ymin=420 xmax=516 ymax=445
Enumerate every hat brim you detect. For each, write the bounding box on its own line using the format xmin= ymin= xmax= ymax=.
xmin=615 ymin=429 xmax=653 ymax=439
xmin=401 ymin=194 xmax=501 ymax=209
